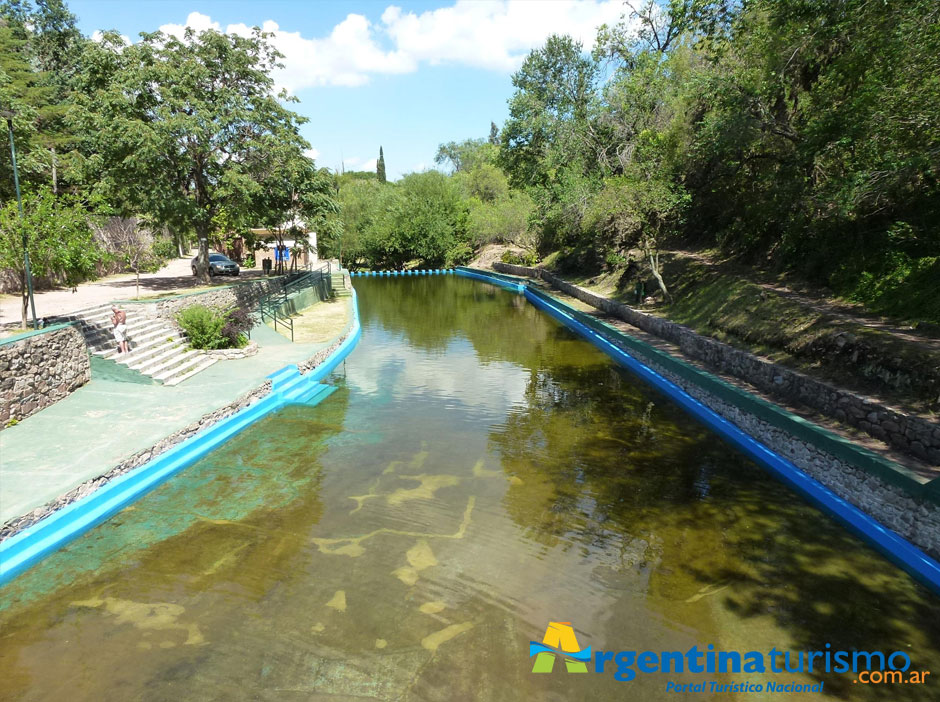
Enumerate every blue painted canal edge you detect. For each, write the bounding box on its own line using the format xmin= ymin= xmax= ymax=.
xmin=0 ymin=290 xmax=362 ymax=587
xmin=461 ymin=266 xmax=940 ymax=595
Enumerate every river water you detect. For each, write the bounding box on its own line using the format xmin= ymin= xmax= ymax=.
xmin=1 ymin=276 xmax=938 ymax=701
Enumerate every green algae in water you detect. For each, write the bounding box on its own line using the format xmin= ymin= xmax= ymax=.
xmin=1 ymin=275 xmax=939 ymax=701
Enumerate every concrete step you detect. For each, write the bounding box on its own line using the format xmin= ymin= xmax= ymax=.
xmin=145 ymin=349 xmax=202 ymax=380
xmin=163 ymin=356 xmax=218 ymax=386
xmin=96 ymin=335 xmax=181 ymax=364
xmin=151 ymin=351 xmax=212 ymax=383
xmin=93 ymin=326 xmax=182 ymax=356
xmin=129 ymin=342 xmax=190 ymax=373
xmin=80 ymin=317 xmax=166 ymax=345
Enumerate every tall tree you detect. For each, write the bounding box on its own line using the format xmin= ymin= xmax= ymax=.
xmin=376 ymin=145 xmax=386 ymax=183
xmin=488 ymin=121 xmax=499 ymax=145
xmin=76 ymin=27 xmax=312 ymax=282
xmin=499 ymin=34 xmax=597 ymax=189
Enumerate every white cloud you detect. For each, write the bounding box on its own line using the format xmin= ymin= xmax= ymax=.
xmin=150 ymin=1 xmax=626 ymax=93
xmin=381 ymin=0 xmax=624 ymax=73
xmin=343 ymin=156 xmax=378 ymax=171
xmin=158 ymin=11 xmax=220 ymax=39
xmin=304 ymin=148 xmax=320 ymax=161
xmin=91 ymin=29 xmax=131 ymax=46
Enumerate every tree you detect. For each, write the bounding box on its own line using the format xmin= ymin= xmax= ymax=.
xmin=76 ymin=27 xmax=312 ymax=283
xmin=376 ymin=145 xmax=386 ymax=183
xmin=251 ymin=147 xmax=338 ymax=273
xmin=434 ymin=138 xmax=497 ymax=173
xmin=105 ymin=217 xmax=160 ymax=299
xmin=488 ymin=121 xmax=499 ymax=145
xmin=499 ymin=34 xmax=598 ymax=189
xmin=0 ymin=186 xmax=99 ymax=325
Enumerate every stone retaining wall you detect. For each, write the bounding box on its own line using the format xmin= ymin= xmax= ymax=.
xmin=128 ymin=277 xmax=290 ymax=322
xmin=633 ymin=339 xmax=940 ymax=560
xmin=493 ymin=262 xmax=940 ymax=466
xmin=0 ymin=325 xmax=90 ymax=428
xmin=0 ymin=330 xmax=349 ymax=540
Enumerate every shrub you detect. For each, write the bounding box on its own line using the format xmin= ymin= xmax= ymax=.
xmin=221 ymin=305 xmax=255 ymax=348
xmin=500 ymin=250 xmax=538 ymax=266
xmin=177 ymin=305 xmax=229 ymax=349
xmin=152 ymin=236 xmax=177 ymax=261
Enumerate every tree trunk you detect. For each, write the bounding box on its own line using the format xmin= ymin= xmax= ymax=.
xmin=648 ymin=250 xmax=672 ymax=302
xmin=195 ymin=223 xmax=211 ymax=284
xmin=51 ymin=147 xmax=57 ymax=195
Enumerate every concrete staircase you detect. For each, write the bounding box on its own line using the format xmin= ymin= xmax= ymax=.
xmin=331 ymin=271 xmax=352 ymax=297
xmin=58 ymin=304 xmax=217 ymax=386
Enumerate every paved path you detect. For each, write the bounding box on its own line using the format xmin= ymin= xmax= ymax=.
xmin=0 ymin=300 xmax=352 ymax=526
xmin=0 ymin=254 xmax=270 ymax=328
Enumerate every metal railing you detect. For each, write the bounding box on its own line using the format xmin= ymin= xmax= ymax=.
xmin=255 ymin=261 xmax=335 ymax=342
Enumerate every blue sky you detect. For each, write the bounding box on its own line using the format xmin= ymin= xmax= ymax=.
xmin=70 ymin=1 xmax=626 ymax=180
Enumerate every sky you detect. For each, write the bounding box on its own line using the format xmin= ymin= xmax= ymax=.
xmin=69 ymin=0 xmax=629 ymax=180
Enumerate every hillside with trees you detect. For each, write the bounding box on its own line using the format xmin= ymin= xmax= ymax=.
xmin=326 ymin=0 xmax=938 ymax=327
xmin=2 ymin=0 xmax=938 ymax=328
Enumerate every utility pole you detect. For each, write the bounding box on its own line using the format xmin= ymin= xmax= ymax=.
xmin=1 ymin=106 xmax=38 ymax=329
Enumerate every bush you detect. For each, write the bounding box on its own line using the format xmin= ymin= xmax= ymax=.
xmin=221 ymin=306 xmax=255 ymax=348
xmin=177 ymin=304 xmax=251 ymax=349
xmin=152 ymin=236 xmax=177 ymax=261
xmin=500 ymin=250 xmax=538 ymax=266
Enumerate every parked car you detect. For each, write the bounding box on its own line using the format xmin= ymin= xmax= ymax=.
xmin=192 ymin=253 xmax=240 ymax=277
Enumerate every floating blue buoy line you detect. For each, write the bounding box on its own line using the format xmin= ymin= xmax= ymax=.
xmin=350 ymin=269 xmax=455 ymax=277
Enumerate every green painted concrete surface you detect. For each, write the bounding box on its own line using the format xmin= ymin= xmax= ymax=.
xmin=0 ymin=298 xmax=352 ymax=525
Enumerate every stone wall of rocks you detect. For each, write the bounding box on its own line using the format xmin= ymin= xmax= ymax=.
xmin=130 ymin=277 xmax=289 ymax=322
xmin=0 ymin=325 xmax=90 ymax=428
xmin=493 ymin=262 xmax=940 ymax=466
xmin=0 ymin=329 xmax=350 ymax=540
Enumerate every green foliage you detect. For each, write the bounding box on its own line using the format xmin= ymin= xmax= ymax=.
xmin=490 ymin=0 xmax=940 ymax=319
xmin=176 ymin=304 xmax=238 ymax=350
xmin=465 ymin=192 xmax=534 ymax=248
xmin=151 ymin=236 xmax=177 ymax=263
xmin=73 ymin=25 xmax=319 ymax=282
xmin=501 ymin=250 xmax=538 ymax=267
xmin=0 ymin=186 xmax=100 ymax=324
xmin=435 ymin=138 xmax=498 ymax=173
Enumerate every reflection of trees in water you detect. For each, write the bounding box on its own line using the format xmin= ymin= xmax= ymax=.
xmin=356 ymin=277 xmax=555 ymax=363
xmin=490 ymin=360 xmax=940 ymax=700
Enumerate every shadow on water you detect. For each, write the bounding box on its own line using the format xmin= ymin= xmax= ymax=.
xmin=489 ymin=342 xmax=940 ymax=700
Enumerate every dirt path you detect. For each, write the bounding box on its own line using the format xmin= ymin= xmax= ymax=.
xmin=673 ymin=249 xmax=940 ymax=352
xmin=0 ymin=255 xmax=267 ymax=329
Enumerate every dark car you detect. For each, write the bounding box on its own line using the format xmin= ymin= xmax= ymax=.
xmin=192 ymin=253 xmax=240 ymax=277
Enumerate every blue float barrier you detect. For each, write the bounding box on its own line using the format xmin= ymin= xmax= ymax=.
xmin=522 ymin=286 xmax=940 ymax=596
xmin=0 ymin=290 xmax=363 ymax=586
xmin=454 ymin=267 xmax=526 ymax=293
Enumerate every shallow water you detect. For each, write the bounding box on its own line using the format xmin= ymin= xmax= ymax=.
xmin=1 ymin=276 xmax=938 ymax=701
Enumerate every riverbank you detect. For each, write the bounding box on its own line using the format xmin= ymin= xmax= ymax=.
xmin=0 ymin=297 xmax=354 ymax=541
xmin=488 ymin=262 xmax=940 ymax=564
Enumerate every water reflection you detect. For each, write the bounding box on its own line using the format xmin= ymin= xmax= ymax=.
xmin=0 ymin=276 xmax=937 ymax=701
